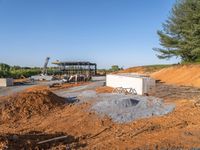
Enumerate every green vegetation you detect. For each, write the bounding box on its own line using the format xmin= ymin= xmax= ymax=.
xmin=97 ymin=65 xmax=123 ymax=75
xmin=0 ymin=63 xmax=41 ymax=78
xmin=110 ymin=65 xmax=122 ymax=72
xmin=154 ymin=0 xmax=200 ymax=63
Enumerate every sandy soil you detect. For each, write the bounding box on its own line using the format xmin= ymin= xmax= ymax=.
xmin=0 ymin=98 xmax=200 ymax=149
xmin=151 ymin=65 xmax=200 ymax=87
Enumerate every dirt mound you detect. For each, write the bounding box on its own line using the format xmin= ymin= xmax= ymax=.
xmin=151 ymin=65 xmax=200 ymax=87
xmin=0 ymin=90 xmax=65 ymax=122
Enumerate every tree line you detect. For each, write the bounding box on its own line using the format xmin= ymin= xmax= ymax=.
xmin=0 ymin=63 xmax=41 ymax=78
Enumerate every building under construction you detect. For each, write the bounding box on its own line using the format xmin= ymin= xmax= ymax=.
xmin=52 ymin=61 xmax=97 ymax=76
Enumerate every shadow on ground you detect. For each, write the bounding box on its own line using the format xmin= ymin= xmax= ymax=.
xmin=0 ymin=131 xmax=87 ymax=149
xmin=65 ymin=96 xmax=80 ymax=103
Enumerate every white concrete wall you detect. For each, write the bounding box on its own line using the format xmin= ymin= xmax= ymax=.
xmin=106 ymin=74 xmax=144 ymax=95
xmin=106 ymin=74 xmax=155 ymax=95
xmin=0 ymin=78 xmax=14 ymax=87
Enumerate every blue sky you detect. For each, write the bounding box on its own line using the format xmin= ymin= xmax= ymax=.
xmin=0 ymin=0 xmax=177 ymax=69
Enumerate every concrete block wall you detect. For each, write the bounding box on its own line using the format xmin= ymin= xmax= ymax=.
xmin=0 ymin=78 xmax=14 ymax=87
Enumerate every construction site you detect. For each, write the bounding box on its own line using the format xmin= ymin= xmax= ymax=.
xmin=0 ymin=59 xmax=200 ymax=149
xmin=1 ymin=0 xmax=200 ymax=149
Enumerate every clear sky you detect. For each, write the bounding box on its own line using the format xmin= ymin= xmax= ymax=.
xmin=0 ymin=0 xmax=178 ymax=69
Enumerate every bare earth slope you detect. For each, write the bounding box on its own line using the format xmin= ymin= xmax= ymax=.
xmin=151 ymin=65 xmax=200 ymax=88
xmin=116 ymin=65 xmax=171 ymax=74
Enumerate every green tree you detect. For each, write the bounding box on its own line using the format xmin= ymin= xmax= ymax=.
xmin=110 ymin=65 xmax=121 ymax=72
xmin=0 ymin=63 xmax=10 ymax=71
xmin=154 ymin=0 xmax=200 ymax=63
xmin=0 ymin=63 xmax=11 ymax=78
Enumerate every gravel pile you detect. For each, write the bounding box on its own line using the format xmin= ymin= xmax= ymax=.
xmin=91 ymin=93 xmax=175 ymax=123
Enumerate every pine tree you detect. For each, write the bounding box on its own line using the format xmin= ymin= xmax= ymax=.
xmin=154 ymin=0 xmax=200 ymax=63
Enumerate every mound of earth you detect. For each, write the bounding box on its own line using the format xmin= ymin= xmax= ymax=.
xmin=151 ymin=65 xmax=200 ymax=87
xmin=0 ymin=90 xmax=65 ymax=122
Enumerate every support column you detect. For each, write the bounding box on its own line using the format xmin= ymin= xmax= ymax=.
xmin=94 ymin=64 xmax=97 ymax=75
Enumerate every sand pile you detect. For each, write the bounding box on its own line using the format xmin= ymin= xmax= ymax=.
xmin=151 ymin=65 xmax=200 ymax=87
xmin=0 ymin=90 xmax=65 ymax=122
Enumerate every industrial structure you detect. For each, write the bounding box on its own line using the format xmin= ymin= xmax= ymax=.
xmin=52 ymin=61 xmax=97 ymax=76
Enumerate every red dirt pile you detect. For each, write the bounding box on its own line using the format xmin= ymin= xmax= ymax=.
xmin=151 ymin=65 xmax=200 ymax=87
xmin=0 ymin=90 xmax=65 ymax=122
